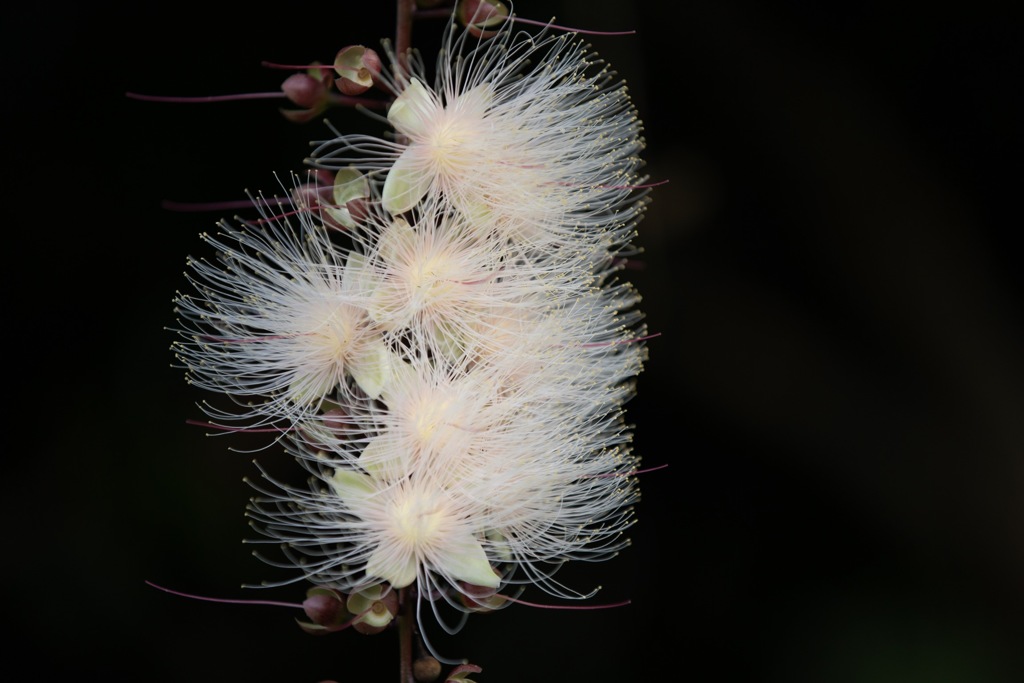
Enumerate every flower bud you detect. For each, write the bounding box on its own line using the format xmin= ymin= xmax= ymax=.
xmin=334 ymin=46 xmax=382 ymax=96
xmin=458 ymin=581 xmax=507 ymax=613
xmin=322 ymin=167 xmax=370 ymax=229
xmin=414 ymin=656 xmax=442 ymax=682
xmin=346 ymin=583 xmax=399 ymax=635
xmin=446 ymin=663 xmax=482 ymax=683
xmin=457 ymin=0 xmax=508 ymax=37
xmin=297 ymin=586 xmax=352 ymax=634
xmin=279 ymin=67 xmax=333 ymax=122
xmin=282 ymin=72 xmax=327 ymax=109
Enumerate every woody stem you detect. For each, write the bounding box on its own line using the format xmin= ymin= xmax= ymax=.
xmin=394 ymin=0 xmax=416 ymax=82
xmin=398 ymin=586 xmax=415 ymax=683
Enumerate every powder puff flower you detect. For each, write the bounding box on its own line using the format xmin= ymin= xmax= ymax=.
xmin=171 ymin=189 xmax=395 ymax=436
xmin=172 ymin=9 xmax=652 ymax=652
xmin=343 ymin=196 xmax=602 ymax=364
xmin=245 ymin=347 xmax=640 ymax=623
xmin=310 ymin=18 xmax=648 ymax=251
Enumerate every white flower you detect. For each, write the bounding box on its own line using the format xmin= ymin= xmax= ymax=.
xmin=172 ymin=189 xmax=394 ymax=436
xmin=245 ymin=348 xmax=641 ymax=617
xmin=310 ymin=20 xmax=648 ymax=251
xmin=344 ymin=196 xmax=603 ymax=364
xmin=179 ymin=14 xmax=650 ymax=639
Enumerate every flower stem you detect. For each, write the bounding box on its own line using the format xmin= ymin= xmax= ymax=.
xmin=398 ymin=586 xmax=414 ymax=683
xmin=394 ymin=0 xmax=416 ymax=82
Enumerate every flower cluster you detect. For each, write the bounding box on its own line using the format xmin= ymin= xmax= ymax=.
xmin=172 ymin=8 xmax=649 ymax=640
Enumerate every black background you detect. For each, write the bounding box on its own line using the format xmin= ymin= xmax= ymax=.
xmin=7 ymin=1 xmax=1023 ymax=681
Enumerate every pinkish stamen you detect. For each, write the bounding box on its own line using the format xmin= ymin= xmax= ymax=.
xmin=260 ymin=60 xmax=332 ymax=72
xmin=125 ymin=91 xmax=287 ymax=103
xmin=162 ymin=199 xmax=264 ymax=213
xmin=145 ymin=580 xmax=304 ymax=609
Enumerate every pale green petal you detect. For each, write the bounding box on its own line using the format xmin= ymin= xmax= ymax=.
xmin=288 ymin=373 xmax=331 ymax=406
xmin=379 ymin=358 xmax=417 ymax=404
xmin=322 ymin=204 xmax=355 ymax=229
xmin=443 ymin=534 xmax=500 ymax=588
xmin=365 ymin=219 xmax=414 ymax=326
xmin=330 ymin=469 xmax=376 ymax=503
xmin=346 ymin=585 xmax=395 ymax=628
xmin=366 ymin=546 xmax=418 ymax=588
xmin=321 ymin=168 xmax=367 ymax=229
xmin=431 ymin=320 xmax=466 ymax=364
xmin=382 ymin=149 xmax=433 ymax=214
xmin=341 ymin=251 xmax=368 ymax=295
xmin=333 ymin=167 xmax=368 ymax=205
xmin=486 ymin=529 xmax=514 ymax=563
xmin=387 ymin=78 xmax=433 ymax=136
xmin=377 ymin=217 xmax=414 ymax=265
xmin=349 ymin=338 xmax=392 ymax=399
xmin=357 ymin=435 xmax=407 ymax=481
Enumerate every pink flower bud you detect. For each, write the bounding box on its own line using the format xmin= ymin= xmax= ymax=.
xmin=302 ymin=586 xmax=350 ymax=627
xmin=457 ymin=0 xmax=509 ymax=37
xmin=446 ymin=663 xmax=483 ymax=683
xmin=281 ymin=73 xmax=327 ymax=109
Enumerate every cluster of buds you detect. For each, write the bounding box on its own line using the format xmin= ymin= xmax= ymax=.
xmin=298 ymin=584 xmax=399 ymax=636
xmin=163 ymin=0 xmax=652 ymax=677
xmin=278 ymin=46 xmax=384 ymax=123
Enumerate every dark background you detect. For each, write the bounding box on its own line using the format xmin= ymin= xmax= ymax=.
xmin=7 ymin=1 xmax=1023 ymax=681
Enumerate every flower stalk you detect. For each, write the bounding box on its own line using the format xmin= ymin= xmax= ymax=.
xmin=149 ymin=1 xmax=656 ymax=679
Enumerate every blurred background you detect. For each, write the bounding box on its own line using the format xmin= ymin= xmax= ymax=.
xmin=6 ymin=0 xmax=1022 ymax=681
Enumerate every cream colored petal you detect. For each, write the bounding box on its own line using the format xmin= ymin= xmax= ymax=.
xmin=441 ymin=533 xmax=499 ymax=588
xmin=387 ymin=77 xmax=433 ymax=137
xmin=431 ymin=320 xmax=466 ymax=364
xmin=377 ymin=217 xmax=414 ymax=265
xmin=379 ymin=358 xmax=417 ymax=404
xmin=451 ymin=82 xmax=494 ymax=119
xmin=346 ymin=585 xmax=395 ymax=628
xmin=330 ymin=469 xmax=376 ymax=503
xmin=357 ymin=434 xmax=407 ymax=481
xmin=366 ymin=545 xmax=418 ymax=588
xmin=349 ymin=338 xmax=392 ymax=399
xmin=341 ymin=251 xmax=368 ymax=295
xmin=382 ymin=149 xmax=433 ymax=214
xmin=322 ymin=168 xmax=367 ymax=229
xmin=333 ymin=167 xmax=368 ymax=205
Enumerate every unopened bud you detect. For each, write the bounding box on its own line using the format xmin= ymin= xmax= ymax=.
xmin=414 ymin=656 xmax=442 ymax=682
xmin=282 ymin=73 xmax=327 ymax=109
xmin=296 ymin=586 xmax=351 ymax=634
xmin=279 ymin=66 xmax=333 ymax=122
